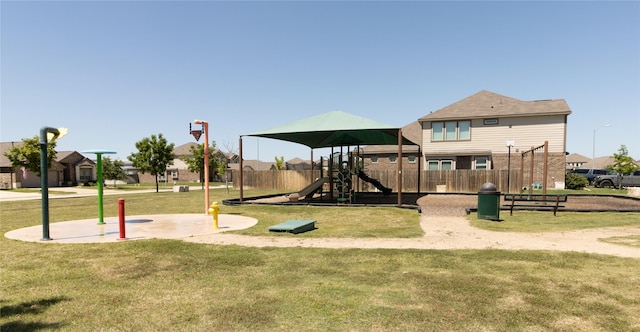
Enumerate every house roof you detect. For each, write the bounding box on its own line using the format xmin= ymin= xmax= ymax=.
xmin=244 ymin=110 xmax=417 ymax=148
xmin=418 ymin=90 xmax=572 ymax=121
xmin=173 ymin=142 xmax=200 ymax=156
xmin=566 ymin=153 xmax=590 ymax=163
xmin=286 ymin=157 xmax=309 ymax=164
xmin=0 ymin=142 xmax=23 ymax=167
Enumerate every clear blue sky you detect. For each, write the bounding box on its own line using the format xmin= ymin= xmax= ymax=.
xmin=2 ymin=1 xmax=639 ymax=162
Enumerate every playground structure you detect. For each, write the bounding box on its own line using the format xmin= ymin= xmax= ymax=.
xmin=519 ymin=141 xmax=549 ymax=195
xmin=283 ymin=149 xmax=395 ymax=204
xmin=238 ymin=111 xmax=420 ymax=207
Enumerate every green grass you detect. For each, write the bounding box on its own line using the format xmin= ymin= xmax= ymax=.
xmin=469 ymin=211 xmax=640 ymax=234
xmin=2 ymin=189 xmax=640 ymax=331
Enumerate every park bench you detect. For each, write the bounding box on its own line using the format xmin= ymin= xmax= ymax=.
xmin=268 ymin=220 xmax=316 ymax=234
xmin=503 ymin=193 xmax=568 ymax=216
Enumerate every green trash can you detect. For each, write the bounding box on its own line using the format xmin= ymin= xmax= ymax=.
xmin=477 ymin=183 xmax=500 ymax=220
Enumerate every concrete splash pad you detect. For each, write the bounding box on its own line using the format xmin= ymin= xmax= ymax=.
xmin=4 ymin=214 xmax=258 ymax=244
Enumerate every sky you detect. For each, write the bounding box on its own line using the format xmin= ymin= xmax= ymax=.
xmin=2 ymin=1 xmax=639 ymax=163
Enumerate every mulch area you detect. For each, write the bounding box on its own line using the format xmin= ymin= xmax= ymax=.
xmin=243 ymin=192 xmax=640 ymax=216
xmin=416 ymin=193 xmax=640 ymax=216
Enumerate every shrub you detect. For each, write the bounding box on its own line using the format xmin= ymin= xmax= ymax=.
xmin=565 ymin=172 xmax=588 ymax=190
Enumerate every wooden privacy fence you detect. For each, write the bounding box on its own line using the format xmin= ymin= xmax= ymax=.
xmin=233 ymin=169 xmax=522 ymax=193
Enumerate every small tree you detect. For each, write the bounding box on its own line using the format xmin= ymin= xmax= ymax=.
xmin=128 ymin=134 xmax=175 ymax=192
xmin=180 ymin=141 xmax=221 ymax=189
xmin=274 ymin=156 xmax=285 ymax=170
xmin=608 ymin=145 xmax=639 ymax=175
xmin=607 ymin=145 xmax=639 ymax=190
xmin=3 ymin=136 xmax=57 ymax=177
xmin=102 ymin=157 xmax=127 ymax=188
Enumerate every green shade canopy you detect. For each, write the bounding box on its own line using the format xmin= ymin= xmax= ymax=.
xmin=244 ymin=111 xmax=416 ymax=148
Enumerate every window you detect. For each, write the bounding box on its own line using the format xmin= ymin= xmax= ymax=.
xmin=389 ymin=156 xmax=397 ymax=163
xmin=171 ymin=170 xmax=179 ymax=180
xmin=427 ymin=159 xmax=454 ymax=170
xmin=459 ymin=121 xmax=470 ymax=140
xmin=431 ymin=121 xmax=471 ymax=141
xmin=445 ymin=122 xmax=457 ymax=140
xmin=408 ymin=156 xmax=416 ymax=164
xmin=371 ymin=156 xmax=378 ymax=163
xmin=431 ymin=122 xmax=443 ymax=141
xmin=79 ymin=168 xmax=92 ymax=181
xmin=474 ymin=156 xmax=488 ymax=170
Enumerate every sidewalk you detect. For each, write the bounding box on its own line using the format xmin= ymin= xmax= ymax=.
xmin=0 ymin=185 xmax=225 ymax=202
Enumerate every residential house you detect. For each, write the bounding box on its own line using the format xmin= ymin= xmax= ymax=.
xmin=57 ymin=151 xmax=96 ymax=186
xmin=1 ymin=142 xmax=95 ymax=188
xmin=566 ymin=153 xmax=590 ymax=170
xmin=418 ymin=90 xmax=571 ymax=188
xmin=136 ymin=142 xmax=236 ymax=184
xmin=358 ymin=121 xmax=422 ymax=172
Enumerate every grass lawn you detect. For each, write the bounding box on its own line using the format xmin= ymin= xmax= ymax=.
xmin=2 ymin=188 xmax=640 ymax=331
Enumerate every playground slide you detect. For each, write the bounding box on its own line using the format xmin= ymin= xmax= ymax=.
xmin=295 ymin=177 xmax=330 ymax=199
xmin=357 ymin=170 xmax=392 ymax=195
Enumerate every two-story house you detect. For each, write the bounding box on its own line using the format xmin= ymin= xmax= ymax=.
xmin=418 ymin=90 xmax=571 ymax=188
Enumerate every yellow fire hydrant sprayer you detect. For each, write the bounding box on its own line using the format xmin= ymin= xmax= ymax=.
xmin=208 ymin=201 xmax=220 ymax=230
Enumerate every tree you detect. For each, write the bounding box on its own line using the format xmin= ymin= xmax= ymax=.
xmin=3 ymin=136 xmax=57 ymax=177
xmin=274 ymin=156 xmax=285 ymax=170
xmin=180 ymin=141 xmax=221 ymax=189
xmin=102 ymin=157 xmax=127 ymax=188
xmin=607 ymin=145 xmax=640 ymax=190
xmin=608 ymin=145 xmax=639 ymax=175
xmin=128 ymin=134 xmax=175 ymax=192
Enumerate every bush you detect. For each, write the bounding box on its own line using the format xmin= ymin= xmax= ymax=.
xmin=565 ymin=172 xmax=588 ymax=190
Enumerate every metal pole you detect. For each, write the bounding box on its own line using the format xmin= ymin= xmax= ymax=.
xmin=507 ymin=145 xmax=511 ymax=193
xmin=118 ymin=198 xmax=126 ymax=240
xmin=39 ymin=128 xmax=52 ymax=241
xmin=203 ymin=122 xmax=210 ymax=214
xmin=97 ymin=153 xmax=105 ymax=224
xmin=592 ymin=128 xmax=596 ymax=172
xmin=239 ymin=136 xmax=243 ymax=202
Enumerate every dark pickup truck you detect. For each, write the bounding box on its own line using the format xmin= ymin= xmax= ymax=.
xmin=568 ymin=168 xmax=611 ymax=185
xmin=593 ymin=170 xmax=640 ymax=188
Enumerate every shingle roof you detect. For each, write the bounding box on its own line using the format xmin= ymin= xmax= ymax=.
xmin=419 ymin=90 xmax=571 ymax=121
xmin=566 ymin=153 xmax=590 ymax=163
xmin=0 ymin=142 xmax=24 ymax=167
xmin=173 ymin=142 xmax=200 ymax=156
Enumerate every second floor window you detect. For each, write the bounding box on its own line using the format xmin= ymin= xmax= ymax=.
xmin=432 ymin=120 xmax=471 ymax=141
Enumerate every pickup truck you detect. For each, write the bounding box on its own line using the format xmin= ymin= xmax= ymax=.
xmin=593 ymin=170 xmax=640 ymax=188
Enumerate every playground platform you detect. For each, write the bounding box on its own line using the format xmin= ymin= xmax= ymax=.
xmin=4 ymin=214 xmax=258 ymax=244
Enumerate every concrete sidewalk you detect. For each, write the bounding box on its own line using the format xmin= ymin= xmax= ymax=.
xmin=5 ymin=214 xmax=258 ymax=243
xmin=0 ymin=185 xmax=225 ymax=202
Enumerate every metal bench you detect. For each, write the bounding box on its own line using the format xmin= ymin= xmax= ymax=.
xmin=503 ymin=194 xmax=568 ymax=216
